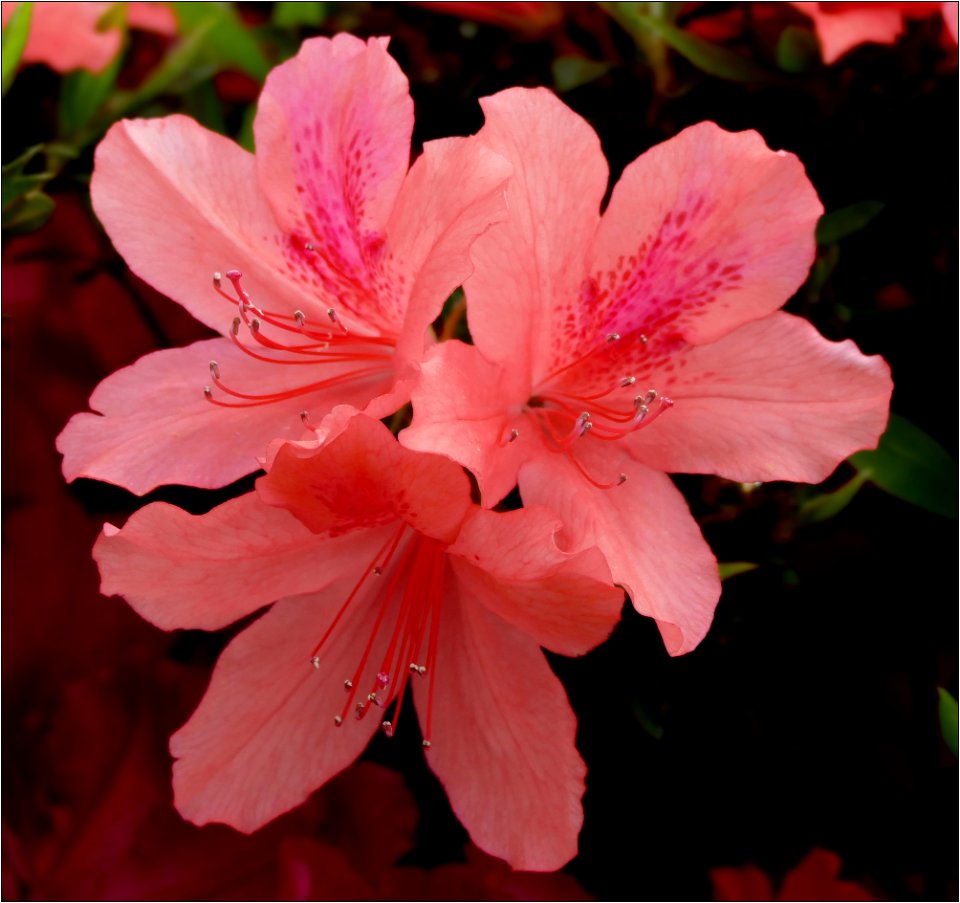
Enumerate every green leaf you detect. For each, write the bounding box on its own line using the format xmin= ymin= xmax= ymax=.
xmin=633 ymin=701 xmax=664 ymax=740
xmin=170 ymin=2 xmax=270 ymax=81
xmin=850 ymin=415 xmax=958 ymax=519
xmin=635 ymin=13 xmax=774 ymax=83
xmin=1 ymin=1 xmax=32 ymax=96
xmin=272 ymin=1 xmax=326 ymax=27
xmin=552 ymin=56 xmax=612 ymax=92
xmin=59 ymin=52 xmax=123 ymax=138
xmin=938 ymin=688 xmax=958 ymax=758
xmin=816 ymin=201 xmax=885 ymax=245
xmin=776 ymin=25 xmax=820 ymax=74
xmin=718 ymin=562 xmax=759 ymax=581
xmin=796 ymin=470 xmax=870 ymax=525
xmin=3 ymin=190 xmax=54 ymax=233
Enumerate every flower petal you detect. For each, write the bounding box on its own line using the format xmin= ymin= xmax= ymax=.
xmin=625 ymin=312 xmax=893 ymax=483
xmin=386 ymin=137 xmax=512 ymax=362
xmin=519 ymin=447 xmax=720 ymax=655
xmin=416 ymin=589 xmax=585 ymax=870
xmin=91 ymin=116 xmax=318 ymax=333
xmin=586 ymin=121 xmax=822 ymax=348
xmin=259 ymin=413 xmax=472 ymax=543
xmin=449 ymin=506 xmax=623 ymax=656
xmin=4 ymin=2 xmax=121 ymax=73
xmin=401 ymin=340 xmax=530 ymax=505
xmin=465 ymin=88 xmax=608 ymax=380
xmin=171 ymin=579 xmax=389 ymax=833
xmin=791 ymin=2 xmax=904 ymax=62
xmin=57 ymin=337 xmax=393 ymax=494
xmin=95 ymin=492 xmax=387 ymax=631
xmin=254 ymin=34 xmax=413 ymax=333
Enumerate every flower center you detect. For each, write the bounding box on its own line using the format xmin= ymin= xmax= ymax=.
xmin=308 ymin=524 xmax=446 ymax=750
xmin=513 ymin=331 xmax=674 ymax=488
xmin=202 ymin=269 xmax=396 ymax=422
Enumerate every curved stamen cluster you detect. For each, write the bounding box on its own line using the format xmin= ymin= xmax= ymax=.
xmin=517 ymin=332 xmax=674 ymax=488
xmin=202 ymin=269 xmax=396 ymax=416
xmin=308 ymin=524 xmax=446 ymax=749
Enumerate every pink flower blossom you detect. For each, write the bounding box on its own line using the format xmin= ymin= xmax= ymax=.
xmin=95 ymin=411 xmax=624 ymax=870
xmin=56 ymin=34 xmax=512 ymax=494
xmin=1 ymin=2 xmax=175 ymax=74
xmin=401 ymin=89 xmax=893 ymax=655
xmin=790 ymin=2 xmax=956 ymax=62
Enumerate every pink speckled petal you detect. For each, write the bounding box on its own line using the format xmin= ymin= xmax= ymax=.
xmin=254 ymin=35 xmax=413 ymax=333
xmin=414 ymin=586 xmax=586 ymax=870
xmin=464 ymin=88 xmax=609 ymax=381
xmin=57 ymin=337 xmax=393 ymax=494
xmin=582 ymin=122 xmax=821 ymax=356
xmin=625 ymin=312 xmax=893 ymax=484
xmin=519 ymin=446 xmax=720 ymax=656
xmin=92 ymin=116 xmax=317 ymax=334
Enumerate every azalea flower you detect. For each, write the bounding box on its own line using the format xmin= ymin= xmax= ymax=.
xmin=790 ymin=2 xmax=958 ymax=62
xmin=57 ymin=34 xmax=511 ymax=494
xmin=1 ymin=2 xmax=176 ymax=74
xmin=95 ymin=411 xmax=625 ymax=870
xmin=401 ymin=89 xmax=893 ymax=655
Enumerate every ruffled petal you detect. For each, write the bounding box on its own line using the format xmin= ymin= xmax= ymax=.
xmin=415 ymin=587 xmax=585 ymax=870
xmin=95 ymin=492 xmax=389 ymax=631
xmin=259 ymin=412 xmax=472 ymax=544
xmin=254 ymin=34 xmax=413 ymax=332
xmin=448 ymin=506 xmax=623 ymax=656
xmin=625 ymin=312 xmax=893 ymax=484
xmin=171 ymin=578 xmax=389 ymax=832
xmin=585 ymin=122 xmax=822 ymax=349
xmin=401 ymin=340 xmax=530 ymax=505
xmin=4 ymin=2 xmax=121 ymax=73
xmin=386 ymin=137 xmax=512 ymax=362
xmin=91 ymin=116 xmax=317 ymax=333
xmin=57 ymin=337 xmax=393 ymax=494
xmin=519 ymin=447 xmax=720 ymax=655
xmin=465 ymin=88 xmax=608 ymax=381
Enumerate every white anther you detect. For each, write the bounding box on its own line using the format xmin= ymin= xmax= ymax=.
xmin=203 ymin=386 xmax=213 ymax=399
xmin=343 ymin=679 xmax=353 ymax=691
xmin=212 ymin=271 xmax=222 ymax=287
xmin=334 ymin=715 xmax=343 ymax=726
xmin=507 ymin=428 xmax=519 ymax=443
xmin=639 ymin=334 xmax=648 ymax=344
xmin=305 ymin=242 xmax=315 ymax=251
xmin=372 ymin=566 xmax=383 ymax=576
xmin=209 ymin=361 xmax=220 ymax=379
xmin=422 ymin=739 xmax=432 ymax=750
xmin=620 ymin=376 xmax=637 ymax=387
xmin=606 ymin=332 xmax=621 ymax=342
xmin=294 ymin=309 xmax=305 ymax=327
xmin=382 ymin=721 xmax=394 ymax=737
xmin=310 ymin=655 xmax=320 ymax=669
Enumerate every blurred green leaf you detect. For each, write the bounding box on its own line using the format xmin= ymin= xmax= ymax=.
xmin=937 ymin=688 xmax=958 ymax=758
xmin=237 ymin=101 xmax=257 ymax=152
xmin=272 ymin=1 xmax=326 ymax=27
xmin=633 ymin=701 xmax=664 ymax=740
xmin=59 ymin=53 xmax=123 ymax=138
xmin=718 ymin=562 xmax=759 ymax=581
xmin=171 ymin=2 xmax=270 ymax=81
xmin=4 ymin=190 xmax=54 ymax=233
xmin=1 ymin=1 xmax=32 ymax=96
xmin=632 ymin=12 xmax=773 ymax=83
xmin=183 ymin=80 xmax=228 ymax=135
xmin=805 ymin=243 xmax=840 ymax=302
xmin=776 ymin=25 xmax=820 ymax=74
xmin=850 ymin=415 xmax=958 ymax=519
xmin=2 ymin=144 xmax=55 ymax=233
xmin=816 ymin=201 xmax=885 ymax=245
xmin=796 ymin=470 xmax=870 ymax=525
xmin=552 ymin=56 xmax=611 ymax=92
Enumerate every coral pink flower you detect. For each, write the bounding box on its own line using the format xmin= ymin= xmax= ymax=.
xmin=94 ymin=412 xmax=624 ymax=870
xmin=401 ymin=89 xmax=893 ymax=655
xmin=56 ymin=34 xmax=511 ymax=494
xmin=1 ymin=2 xmax=175 ymax=74
xmin=711 ymin=848 xmax=874 ymax=901
xmin=790 ymin=2 xmax=955 ymax=62
xmin=415 ymin=1 xmax=563 ymax=35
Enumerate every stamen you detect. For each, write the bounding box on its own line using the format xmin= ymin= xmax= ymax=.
xmin=606 ymin=332 xmax=621 ymax=342
xmin=498 ymin=427 xmax=520 ymax=447
xmin=334 ymin=715 xmax=343 ymax=726
xmin=382 ymin=721 xmax=394 ymax=737
xmin=310 ymin=655 xmax=320 ymax=669
xmin=620 ymin=376 xmax=637 ymax=387
xmin=212 ymin=271 xmax=222 ymax=288
xmin=209 ymin=361 xmax=220 ymax=380
xmin=294 ymin=310 xmax=305 ymax=328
